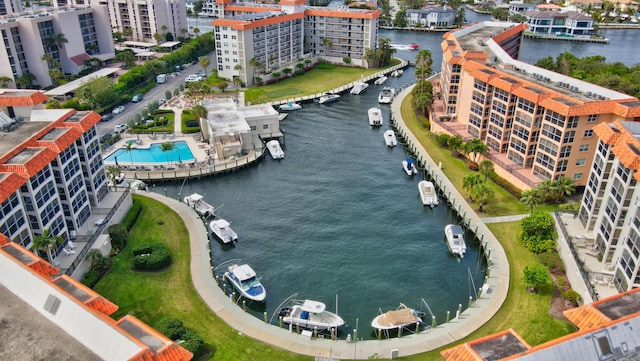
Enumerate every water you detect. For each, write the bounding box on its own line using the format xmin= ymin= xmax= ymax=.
xmin=105 ymin=140 xmax=195 ymax=164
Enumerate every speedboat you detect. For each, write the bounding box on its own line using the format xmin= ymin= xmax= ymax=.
xmin=316 ymin=92 xmax=340 ymax=104
xmin=445 ymin=224 xmax=467 ymax=258
xmin=368 ymin=107 xmax=383 ymax=127
xmin=183 ymin=192 xmax=216 ymax=218
xmin=371 ymin=303 xmax=423 ymax=331
xmin=279 ymin=299 xmax=345 ymax=331
xmin=402 ymin=158 xmax=418 ymax=175
xmin=418 ymin=180 xmax=439 ymax=207
xmin=384 ymin=130 xmax=397 ymax=147
xmin=374 ymin=76 xmax=387 ymax=85
xmin=266 ymin=139 xmax=285 ymax=159
xmin=390 ymin=69 xmax=403 ymax=77
xmin=224 ymin=264 xmax=266 ymax=302
xmin=350 ymin=79 xmax=369 ymax=95
xmin=407 ymin=43 xmax=420 ymax=50
xmin=279 ymin=102 xmax=302 ymax=111
xmin=378 ymin=87 xmax=395 ymax=104
xmin=115 ymin=172 xmax=125 ymax=184
xmin=209 ymin=219 xmax=238 ymax=244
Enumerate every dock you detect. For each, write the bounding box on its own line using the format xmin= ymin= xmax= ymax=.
xmin=524 ymin=32 xmax=610 ymax=43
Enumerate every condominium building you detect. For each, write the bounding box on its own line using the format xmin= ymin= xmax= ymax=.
xmin=579 ymin=120 xmax=640 ymax=292
xmin=91 ymin=0 xmax=188 ymax=43
xmin=433 ymin=21 xmax=640 ymax=190
xmin=0 ymin=0 xmax=21 ymax=15
xmin=0 ymin=5 xmax=115 ymax=88
xmin=211 ymin=0 xmax=380 ymax=86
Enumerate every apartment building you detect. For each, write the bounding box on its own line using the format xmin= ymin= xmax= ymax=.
xmin=578 ymin=121 xmax=640 ymax=292
xmin=212 ymin=0 xmax=380 ymax=86
xmin=406 ymin=6 xmax=456 ymax=28
xmin=0 ymin=89 xmax=108 ymax=253
xmin=441 ymin=288 xmax=640 ymax=361
xmin=0 ymin=0 xmax=21 ymax=15
xmin=0 ymin=5 xmax=115 ymax=88
xmin=91 ymin=0 xmax=187 ymax=43
xmin=434 ymin=21 xmax=640 ymax=190
xmin=523 ymin=10 xmax=594 ymax=36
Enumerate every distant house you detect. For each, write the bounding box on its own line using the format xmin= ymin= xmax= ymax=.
xmin=508 ymin=0 xmax=537 ymax=15
xmin=405 ymin=6 xmax=457 ymax=28
xmin=524 ymin=10 xmax=595 ymax=36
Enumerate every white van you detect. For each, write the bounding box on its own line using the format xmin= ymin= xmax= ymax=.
xmin=185 ymin=75 xmax=203 ymax=83
xmin=156 ymin=74 xmax=167 ymax=84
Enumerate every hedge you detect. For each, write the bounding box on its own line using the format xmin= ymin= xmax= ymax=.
xmin=131 ymin=242 xmax=171 ymax=271
xmin=121 ymin=199 xmax=144 ymax=231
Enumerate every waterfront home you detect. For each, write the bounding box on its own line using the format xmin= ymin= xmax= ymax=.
xmin=523 ymin=10 xmax=595 ymax=36
xmin=405 ymin=6 xmax=457 ymax=28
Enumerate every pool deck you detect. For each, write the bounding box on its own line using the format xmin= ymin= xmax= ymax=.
xmin=102 ymin=96 xmax=264 ymax=181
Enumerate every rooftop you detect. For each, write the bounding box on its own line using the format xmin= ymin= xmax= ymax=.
xmin=0 ymin=121 xmax=49 ymax=156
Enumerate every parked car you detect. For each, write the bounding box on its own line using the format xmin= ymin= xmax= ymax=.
xmin=185 ymin=75 xmax=203 ymax=83
xmin=158 ymin=98 xmax=167 ymax=106
xmin=132 ymin=94 xmax=144 ymax=103
xmin=99 ymin=133 xmax=113 ymax=143
xmin=114 ymin=124 xmax=128 ymax=134
xmin=101 ymin=114 xmax=114 ymax=122
xmin=112 ymin=106 xmax=125 ymax=115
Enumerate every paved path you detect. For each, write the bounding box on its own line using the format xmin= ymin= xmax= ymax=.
xmin=131 ymin=85 xmax=512 ymax=359
xmin=481 ymin=214 xmax=529 ymax=224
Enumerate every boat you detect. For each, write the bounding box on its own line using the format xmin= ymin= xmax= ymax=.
xmin=266 ymin=139 xmax=285 ymax=159
xmin=316 ymin=92 xmax=340 ymax=104
xmin=407 ymin=43 xmax=420 ymax=50
xmin=224 ymin=264 xmax=266 ymax=302
xmin=402 ymin=158 xmax=418 ymax=175
xmin=183 ymin=192 xmax=216 ymax=218
xmin=418 ymin=180 xmax=439 ymax=207
xmin=378 ymin=87 xmax=395 ymax=104
xmin=128 ymin=179 xmax=148 ymax=191
xmin=209 ymin=219 xmax=238 ymax=244
xmin=115 ymin=171 xmax=125 ymax=184
xmin=384 ymin=130 xmax=397 ymax=147
xmin=279 ymin=299 xmax=345 ymax=331
xmin=279 ymin=102 xmax=302 ymax=111
xmin=390 ymin=69 xmax=403 ymax=77
xmin=368 ymin=107 xmax=383 ymax=127
xmin=278 ymin=113 xmax=288 ymax=121
xmin=445 ymin=224 xmax=467 ymax=258
xmin=350 ymin=79 xmax=369 ymax=95
xmin=371 ymin=303 xmax=424 ymax=331
xmin=374 ymin=76 xmax=387 ymax=85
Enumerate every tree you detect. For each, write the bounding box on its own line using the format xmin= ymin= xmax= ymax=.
xmin=198 ymin=56 xmax=210 ymax=78
xmin=321 ymin=37 xmax=334 ymax=55
xmin=414 ymin=49 xmax=433 ymax=82
xmin=249 ymin=57 xmax=265 ymax=83
xmin=193 ymin=27 xmax=200 ymax=37
xmin=42 ymin=54 xmax=55 ymax=69
xmin=464 ymin=139 xmax=488 ymax=163
xmin=191 ymin=104 xmax=208 ymax=124
xmin=520 ymin=189 xmax=542 ymax=214
xmin=124 ymin=142 xmax=136 ymax=167
xmin=45 ymin=32 xmax=68 ymax=51
xmin=217 ymin=81 xmax=228 ymax=92
xmin=32 ymin=228 xmax=64 ymax=262
xmin=478 ymin=160 xmax=494 ymax=184
xmin=161 ymin=141 xmax=175 ymax=166
xmin=555 ymin=176 xmax=576 ymax=202
xmin=107 ymin=166 xmax=122 ymax=190
xmin=521 ymin=212 xmax=556 ymax=240
xmin=15 ymin=72 xmax=36 ymax=89
xmin=153 ymin=32 xmax=164 ymax=45
xmin=48 ymin=69 xmax=64 ymax=87
xmin=447 ymin=134 xmax=464 ymax=156
xmin=536 ymin=179 xmax=554 ymax=203
xmin=0 ymin=76 xmax=13 ymax=88
xmin=523 ymin=264 xmax=550 ymax=292
xmin=471 ymin=183 xmax=494 ymax=212
xmin=116 ymin=50 xmax=136 ymax=69
xmin=462 ymin=173 xmax=482 ymax=201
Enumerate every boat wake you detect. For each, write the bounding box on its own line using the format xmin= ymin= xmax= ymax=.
xmin=390 ymin=43 xmax=420 ymax=50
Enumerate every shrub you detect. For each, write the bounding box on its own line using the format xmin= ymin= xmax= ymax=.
xmin=108 ymin=224 xmax=128 ymax=250
xmin=180 ymin=330 xmax=204 ymax=356
xmin=436 ymin=133 xmax=451 ymax=148
xmin=561 ymin=289 xmax=582 ymax=303
xmin=121 ymin=199 xmax=144 ymax=231
xmin=131 ymin=242 xmax=171 ymax=271
xmin=467 ymin=161 xmax=479 ymax=171
xmin=492 ymin=174 xmax=523 ymax=198
xmin=294 ymin=69 xmax=305 ymax=76
xmin=81 ymin=270 xmax=100 ymax=288
xmin=521 ymin=212 xmax=556 ymax=240
xmin=538 ymin=251 xmax=565 ymax=273
xmin=156 ymin=318 xmax=204 ymax=357
xmin=156 ymin=318 xmax=185 ymax=340
xmin=315 ymin=63 xmax=336 ymax=69
xmin=523 ymin=264 xmax=550 ymax=291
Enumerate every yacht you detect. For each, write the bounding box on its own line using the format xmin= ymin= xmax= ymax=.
xmin=418 ymin=181 xmax=439 ymax=207
xmin=371 ymin=303 xmax=423 ymax=331
xmin=279 ymin=299 xmax=345 ymax=331
xmin=374 ymin=76 xmax=387 ymax=85
xmin=183 ymin=193 xmax=216 ymax=218
xmin=316 ymin=92 xmax=340 ymax=104
xmin=266 ymin=139 xmax=285 ymax=159
xmin=224 ymin=264 xmax=266 ymax=302
xmin=368 ymin=107 xmax=383 ymax=127
xmin=209 ymin=219 xmax=238 ymax=244
xmin=350 ymin=79 xmax=369 ymax=95
xmin=445 ymin=224 xmax=467 ymax=258
xmin=279 ymin=102 xmax=302 ymax=111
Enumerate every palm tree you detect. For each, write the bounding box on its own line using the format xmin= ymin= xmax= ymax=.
xmin=462 ymin=173 xmax=482 ymax=201
xmin=464 ymin=139 xmax=488 ymax=163
xmin=447 ymin=134 xmax=464 ymax=156
xmin=249 ymin=57 xmax=265 ymax=84
xmin=478 ymin=160 xmax=494 ymax=184
xmin=191 ymin=104 xmax=208 ymax=123
xmin=0 ymin=76 xmax=14 ymax=88
xmin=42 ymin=54 xmax=55 ymax=69
xmin=32 ymin=228 xmax=64 ymax=262
xmin=414 ymin=49 xmax=433 ymax=83
xmin=153 ymin=33 xmax=163 ymax=45
xmin=15 ymin=72 xmax=36 ymax=89
xmin=193 ymin=27 xmax=200 ymax=37
xmin=471 ymin=183 xmax=495 ymax=212
xmin=161 ymin=141 xmax=175 ymax=166
xmin=199 ymin=56 xmax=211 ymax=78
xmin=321 ymin=37 xmax=334 ymax=56
xmin=536 ymin=179 xmax=554 ymax=203
xmin=116 ymin=50 xmax=136 ymax=69
xmin=234 ymin=63 xmax=243 ymax=85
xmin=556 ymin=176 xmax=576 ymax=202
xmin=45 ymin=33 xmax=68 ymax=60
xmin=520 ymin=189 xmax=542 ymax=214
xmin=49 ymin=69 xmax=63 ymax=86
xmin=124 ymin=142 xmax=135 ymax=168
xmin=107 ymin=166 xmax=121 ymax=190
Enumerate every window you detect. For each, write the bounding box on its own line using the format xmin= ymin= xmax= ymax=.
xmin=573 ymin=172 xmax=583 ymax=180
xmin=494 ymin=88 xmax=509 ymax=102
xmin=545 ymin=110 xmax=566 ymax=128
xmin=517 ymin=98 xmax=535 ymax=113
xmin=564 ymin=131 xmax=575 ymax=143
xmin=474 ymin=79 xmax=487 ymax=92
xmin=263 ymin=124 xmax=269 ymax=130
xmin=541 ymin=124 xmax=562 ymax=142
xmin=587 ymin=114 xmax=598 ymax=122
xmin=536 ymin=152 xmax=555 ymax=171
xmin=556 ymin=159 xmax=568 ymax=172
xmin=559 ymin=146 xmax=571 ymax=158
xmin=584 ymin=129 xmax=594 ymax=137
xmin=579 ymin=144 xmax=589 ymax=152
xmin=576 ymin=158 xmax=586 ymax=166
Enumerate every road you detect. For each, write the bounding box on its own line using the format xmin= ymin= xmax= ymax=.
xmin=96 ymin=53 xmax=215 ymax=136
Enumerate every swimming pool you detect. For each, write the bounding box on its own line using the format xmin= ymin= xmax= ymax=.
xmin=104 ymin=141 xmax=195 ymax=164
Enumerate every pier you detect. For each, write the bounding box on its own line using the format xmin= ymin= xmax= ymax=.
xmin=524 ymin=32 xmax=610 ymax=43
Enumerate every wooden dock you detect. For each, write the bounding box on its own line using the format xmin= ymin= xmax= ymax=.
xmin=524 ymin=33 xmax=609 ymax=43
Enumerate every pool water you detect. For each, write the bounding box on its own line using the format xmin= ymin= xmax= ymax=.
xmin=104 ymin=141 xmax=195 ymax=164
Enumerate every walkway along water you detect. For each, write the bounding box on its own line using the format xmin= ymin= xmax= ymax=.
xmin=135 ymin=84 xmax=510 ymax=359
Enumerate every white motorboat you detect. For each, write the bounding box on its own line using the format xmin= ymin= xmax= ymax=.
xmin=279 ymin=102 xmax=302 ymax=111
xmin=115 ymin=171 xmax=125 ymax=184
xmin=378 ymin=87 xmax=395 ymax=104
xmin=209 ymin=219 xmax=238 ymax=244
xmin=127 ymin=179 xmax=148 ymax=191
xmin=350 ymin=80 xmax=369 ymax=95
xmin=368 ymin=107 xmax=383 ymax=127
xmin=374 ymin=76 xmax=387 ymax=85
xmin=183 ymin=192 xmax=216 ymax=218
xmin=266 ymin=139 xmax=285 ymax=159
xmin=279 ymin=299 xmax=345 ymax=331
xmin=402 ymin=158 xmax=418 ymax=175
xmin=418 ymin=180 xmax=439 ymax=207
xmin=445 ymin=224 xmax=467 ymax=258
xmin=224 ymin=264 xmax=266 ymax=302
xmin=384 ymin=130 xmax=397 ymax=147
xmin=278 ymin=113 xmax=288 ymax=121
xmin=316 ymin=92 xmax=340 ymax=104
xmin=371 ymin=303 xmax=423 ymax=331
xmin=390 ymin=69 xmax=403 ymax=77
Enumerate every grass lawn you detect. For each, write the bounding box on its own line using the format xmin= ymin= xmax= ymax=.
xmin=94 ymin=196 xmax=311 ymax=361
xmin=244 ymin=60 xmax=400 ymax=105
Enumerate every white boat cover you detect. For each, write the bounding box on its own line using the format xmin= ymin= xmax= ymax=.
xmin=301 ymin=300 xmax=326 ymax=313
xmin=376 ymin=308 xmax=419 ymax=328
xmin=187 ymin=193 xmax=204 ymax=201
xmin=230 ymin=264 xmax=255 ymax=281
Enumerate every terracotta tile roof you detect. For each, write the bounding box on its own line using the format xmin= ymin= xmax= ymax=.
xmin=279 ymin=0 xmax=306 ymax=4
xmin=593 ymin=121 xmax=623 ymax=145
xmin=0 ymin=89 xmax=48 ymax=107
xmin=0 ymin=233 xmax=8 ymax=246
xmin=441 ymin=329 xmax=531 ymax=361
xmin=214 ymin=13 xmax=304 ymax=30
xmin=0 ymin=172 xmax=26 ymax=206
xmin=224 ymin=4 xmax=281 ymax=12
xmin=117 ymin=316 xmax=193 ymax=361
xmin=0 ymin=242 xmax=60 ymax=278
xmin=491 ymin=23 xmax=527 ymax=44
xmin=563 ymin=303 xmax=611 ymax=329
xmin=70 ymin=53 xmax=91 ymax=66
xmin=304 ymin=8 xmax=381 ymax=19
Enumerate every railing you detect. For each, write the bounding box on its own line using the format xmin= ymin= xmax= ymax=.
xmin=554 ymin=210 xmax=599 ymax=301
xmin=485 ymin=153 xmax=538 ymax=189
xmin=64 ymin=189 xmax=131 ymax=276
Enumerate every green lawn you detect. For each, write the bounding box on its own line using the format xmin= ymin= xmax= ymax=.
xmin=94 ymin=196 xmax=311 ymax=361
xmin=244 ymin=61 xmax=399 ymax=104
